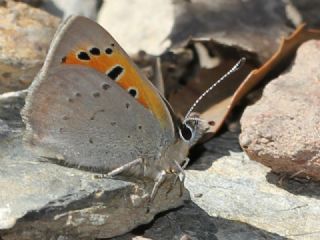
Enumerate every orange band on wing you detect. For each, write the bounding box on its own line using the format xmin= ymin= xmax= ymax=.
xmin=62 ymin=46 xmax=168 ymax=127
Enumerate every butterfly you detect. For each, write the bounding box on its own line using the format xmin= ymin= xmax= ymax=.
xmin=22 ymin=16 xmax=243 ymax=200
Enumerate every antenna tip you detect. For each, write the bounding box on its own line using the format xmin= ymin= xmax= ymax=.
xmin=234 ymin=57 xmax=246 ymax=70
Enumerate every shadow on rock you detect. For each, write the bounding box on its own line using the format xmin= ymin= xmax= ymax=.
xmin=188 ymin=131 xmax=242 ymax=171
xmin=266 ymin=172 xmax=320 ymax=200
xmin=111 ymin=200 xmax=288 ymax=240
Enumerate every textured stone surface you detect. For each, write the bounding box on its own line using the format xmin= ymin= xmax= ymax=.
xmin=0 ymin=90 xmax=187 ymax=239
xmin=239 ymin=40 xmax=320 ymax=180
xmin=0 ymin=1 xmax=59 ymax=93
xmin=186 ymin=132 xmax=320 ymax=240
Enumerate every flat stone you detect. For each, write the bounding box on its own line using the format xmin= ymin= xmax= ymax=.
xmin=0 ymin=90 xmax=187 ymax=239
xmin=187 ymin=132 xmax=320 ymax=240
xmin=239 ymin=40 xmax=320 ymax=180
xmin=0 ymin=1 xmax=59 ymax=93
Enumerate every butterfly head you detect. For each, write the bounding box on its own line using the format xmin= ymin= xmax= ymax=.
xmin=179 ymin=112 xmax=211 ymax=146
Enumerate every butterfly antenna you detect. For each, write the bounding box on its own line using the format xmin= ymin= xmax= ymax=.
xmin=184 ymin=57 xmax=246 ymax=122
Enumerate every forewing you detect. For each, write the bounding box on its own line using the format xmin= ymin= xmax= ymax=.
xmin=43 ymin=16 xmax=174 ymax=135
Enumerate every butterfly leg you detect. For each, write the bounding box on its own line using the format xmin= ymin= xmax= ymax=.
xmin=107 ymin=158 xmax=143 ymax=177
xmin=150 ymin=170 xmax=167 ymax=201
xmin=173 ymin=157 xmax=189 ymax=185
xmin=174 ymin=160 xmax=187 ymax=197
xmin=166 ymin=158 xmax=190 ymax=197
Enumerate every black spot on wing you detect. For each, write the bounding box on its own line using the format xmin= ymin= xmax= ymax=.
xmin=128 ymin=88 xmax=138 ymax=98
xmin=90 ymin=47 xmax=100 ymax=55
xmin=105 ymin=48 xmax=113 ymax=55
xmin=107 ymin=65 xmax=124 ymax=81
xmin=78 ymin=51 xmax=90 ymax=60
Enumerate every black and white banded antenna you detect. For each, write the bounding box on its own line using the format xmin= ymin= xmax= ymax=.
xmin=183 ymin=57 xmax=246 ymax=123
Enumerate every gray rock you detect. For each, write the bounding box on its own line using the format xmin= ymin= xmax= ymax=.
xmin=186 ymin=132 xmax=320 ymax=240
xmin=0 ymin=90 xmax=187 ymax=239
xmin=239 ymin=40 xmax=320 ymax=181
xmin=114 ymin=200 xmax=287 ymax=240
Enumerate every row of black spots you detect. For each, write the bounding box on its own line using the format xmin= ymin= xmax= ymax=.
xmin=66 ymin=91 xmax=82 ymax=103
xmin=65 ymin=83 xmax=110 ymax=105
xmin=75 ymin=44 xmax=115 ymax=61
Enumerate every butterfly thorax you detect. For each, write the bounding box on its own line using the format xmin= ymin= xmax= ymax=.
xmin=156 ymin=115 xmax=210 ymax=174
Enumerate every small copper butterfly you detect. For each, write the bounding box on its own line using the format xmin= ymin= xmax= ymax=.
xmin=22 ymin=16 xmax=244 ymax=200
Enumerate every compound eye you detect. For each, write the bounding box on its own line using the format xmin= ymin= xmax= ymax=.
xmin=179 ymin=124 xmax=193 ymax=142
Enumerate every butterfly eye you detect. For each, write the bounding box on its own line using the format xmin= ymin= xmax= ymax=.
xmin=179 ymin=124 xmax=193 ymax=142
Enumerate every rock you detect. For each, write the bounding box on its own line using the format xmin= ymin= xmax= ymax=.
xmin=0 ymin=90 xmax=187 ymax=239
xmin=97 ymin=0 xmax=174 ymax=55
xmin=114 ymin=200 xmax=286 ymax=240
xmin=186 ymin=132 xmax=320 ymax=240
xmin=239 ymin=40 xmax=320 ymax=180
xmin=0 ymin=1 xmax=59 ymax=94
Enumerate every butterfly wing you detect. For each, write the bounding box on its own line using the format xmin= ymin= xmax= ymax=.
xmin=43 ymin=15 xmax=174 ymax=134
xmin=23 ymin=65 xmax=168 ymax=170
